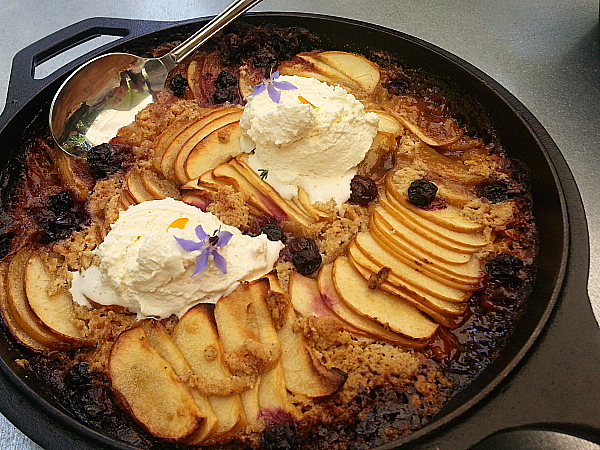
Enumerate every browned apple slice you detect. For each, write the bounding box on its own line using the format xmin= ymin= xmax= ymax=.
xmin=257 ymin=363 xmax=301 ymax=423
xmin=139 ymin=320 xmax=218 ymax=444
xmin=140 ymin=169 xmax=182 ymax=200
xmin=346 ymin=254 xmax=461 ymax=329
xmin=184 ymin=121 xmax=241 ymax=180
xmin=173 ymin=109 xmax=243 ymax=183
xmin=119 ymin=188 xmax=137 ymax=209
xmin=171 ymin=304 xmax=246 ymax=439
xmin=5 ymin=249 xmax=66 ymax=349
xmin=296 ymin=54 xmax=359 ymax=87
xmin=49 ymin=149 xmax=95 ymax=201
xmin=332 ymin=256 xmax=438 ymax=340
xmin=160 ymin=107 xmax=240 ymax=180
xmin=125 ymin=167 xmax=156 ymax=203
xmin=276 ymin=275 xmax=347 ymax=397
xmin=109 ymin=325 xmax=205 ymax=441
xmin=278 ymin=60 xmax=344 ymax=86
xmin=317 ymin=263 xmax=426 ymax=347
xmin=25 ymin=253 xmax=88 ymax=345
xmin=314 ymin=51 xmax=381 ymax=92
xmin=367 ymin=110 xmax=403 ymax=137
xmin=153 ymin=115 xmax=197 ymax=172
xmin=376 ymin=197 xmax=473 ymax=263
xmin=296 ymin=186 xmax=335 ymax=222
xmin=232 ymin=156 xmax=314 ymax=225
xmin=389 ymin=95 xmax=464 ymax=146
xmin=0 ymin=261 xmax=50 ymax=353
xmin=371 ymin=206 xmax=482 ymax=284
xmin=352 ymin=234 xmax=471 ymax=307
xmin=289 ymin=270 xmax=344 ymax=320
xmin=385 ymin=175 xmax=486 ymax=236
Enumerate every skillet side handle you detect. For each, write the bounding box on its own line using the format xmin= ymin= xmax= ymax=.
xmin=0 ymin=17 xmax=170 ymax=124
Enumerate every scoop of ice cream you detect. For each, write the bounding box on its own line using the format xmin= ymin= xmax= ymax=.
xmin=70 ymin=198 xmax=283 ymax=318
xmin=240 ymin=75 xmax=378 ymax=206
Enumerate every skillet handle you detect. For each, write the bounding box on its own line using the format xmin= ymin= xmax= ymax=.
xmin=1 ymin=17 xmax=175 ymax=122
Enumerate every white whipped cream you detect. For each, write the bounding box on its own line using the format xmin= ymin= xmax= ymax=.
xmin=70 ymin=198 xmax=283 ymax=318
xmin=239 ymin=75 xmax=378 ymax=207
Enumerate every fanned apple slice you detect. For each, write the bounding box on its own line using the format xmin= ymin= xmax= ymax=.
xmin=385 ymin=176 xmax=486 ymax=236
xmin=184 ymin=121 xmax=241 ymax=181
xmin=109 ymin=325 xmax=205 ymax=441
xmin=376 ymin=197 xmax=472 ymax=264
xmin=296 ymin=54 xmax=359 ymax=87
xmin=314 ymin=51 xmax=381 ymax=92
xmin=25 ymin=253 xmax=88 ymax=345
xmin=367 ymin=110 xmax=404 ymax=137
xmin=296 ymin=186 xmax=335 ymax=222
xmin=352 ymin=234 xmax=471 ymax=307
xmin=120 ymin=188 xmax=137 ymax=209
xmin=160 ymin=107 xmax=240 ymax=180
xmin=49 ymin=148 xmax=95 ymax=201
xmin=173 ymin=109 xmax=243 ymax=183
xmin=317 ymin=264 xmax=426 ymax=347
xmin=140 ymin=169 xmax=181 ymax=200
xmin=153 ymin=115 xmax=197 ymax=172
xmin=389 ymin=95 xmax=464 ymax=146
xmin=346 ymin=254 xmax=460 ymax=329
xmin=276 ymin=274 xmax=347 ymax=397
xmin=171 ymin=304 xmax=246 ymax=440
xmin=125 ymin=167 xmax=156 ymax=203
xmin=371 ymin=207 xmax=482 ymax=283
xmin=332 ymin=257 xmax=438 ymax=340
xmin=5 ymin=249 xmax=66 ymax=349
xmin=139 ymin=320 xmax=218 ymax=444
xmin=0 ymin=261 xmax=49 ymax=353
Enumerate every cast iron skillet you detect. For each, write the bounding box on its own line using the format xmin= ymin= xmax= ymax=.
xmin=0 ymin=13 xmax=599 ymax=450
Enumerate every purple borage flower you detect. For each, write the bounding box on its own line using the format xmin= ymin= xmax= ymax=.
xmin=250 ymin=70 xmax=297 ymax=103
xmin=174 ymin=225 xmax=233 ymax=276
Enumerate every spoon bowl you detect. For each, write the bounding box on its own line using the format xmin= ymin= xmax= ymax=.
xmin=50 ymin=0 xmax=262 ymax=157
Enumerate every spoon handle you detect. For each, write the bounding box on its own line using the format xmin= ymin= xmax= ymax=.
xmin=164 ymin=0 xmax=264 ymax=69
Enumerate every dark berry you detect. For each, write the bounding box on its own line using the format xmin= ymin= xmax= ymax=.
xmin=253 ymin=49 xmax=277 ymax=68
xmin=169 ymin=74 xmax=188 ymax=96
xmin=349 ymin=175 xmax=378 ymax=205
xmin=48 ymin=191 xmax=74 ymax=215
xmin=408 ymin=179 xmax=438 ymax=207
xmin=214 ymin=71 xmax=237 ymax=89
xmin=219 ymin=33 xmax=242 ymax=65
xmin=261 ymin=223 xmax=286 ymax=243
xmin=485 ymin=254 xmax=523 ymax=284
xmin=65 ymin=362 xmax=91 ymax=386
xmin=86 ymin=143 xmax=128 ymax=179
xmin=292 ymin=248 xmax=322 ymax=276
xmin=212 ymin=88 xmax=236 ymax=104
xmin=477 ymin=181 xmax=511 ymax=204
xmin=261 ymin=423 xmax=298 ymax=450
xmin=287 ymin=237 xmax=319 ymax=254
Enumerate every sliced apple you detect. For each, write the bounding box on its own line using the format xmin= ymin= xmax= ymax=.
xmin=171 ymin=304 xmax=246 ymax=439
xmin=184 ymin=121 xmax=241 ymax=181
xmin=332 ymin=256 xmax=437 ymax=340
xmin=173 ymin=109 xmax=243 ymax=183
xmin=0 ymin=261 xmax=50 ymax=353
xmin=385 ymin=175 xmax=486 ymax=235
xmin=152 ymin=115 xmax=196 ymax=172
xmin=296 ymin=186 xmax=335 ymax=222
xmin=5 ymin=249 xmax=66 ymax=349
xmin=49 ymin=148 xmax=95 ymax=201
xmin=376 ymin=197 xmax=473 ymax=264
xmin=389 ymin=95 xmax=464 ymax=146
xmin=352 ymin=234 xmax=471 ymax=305
xmin=109 ymin=325 xmax=204 ymax=441
xmin=24 ymin=253 xmax=88 ymax=345
xmin=257 ymin=363 xmax=301 ymax=424
xmin=371 ymin=207 xmax=482 ymax=284
xmin=314 ymin=51 xmax=381 ymax=92
xmin=367 ymin=110 xmax=403 ymax=137
xmin=139 ymin=320 xmax=218 ymax=444
xmin=296 ymin=54 xmax=359 ymax=87
xmin=317 ymin=263 xmax=426 ymax=347
xmin=289 ymin=270 xmax=343 ymax=320
xmin=125 ymin=167 xmax=156 ymax=203
xmin=160 ymin=107 xmax=240 ymax=180
xmin=140 ymin=168 xmax=181 ymax=200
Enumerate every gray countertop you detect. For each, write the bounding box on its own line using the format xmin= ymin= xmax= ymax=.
xmin=0 ymin=0 xmax=599 ymax=448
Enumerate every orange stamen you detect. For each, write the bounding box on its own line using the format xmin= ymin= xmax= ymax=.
xmin=166 ymin=217 xmax=189 ymax=232
xmin=298 ymin=95 xmax=317 ymax=109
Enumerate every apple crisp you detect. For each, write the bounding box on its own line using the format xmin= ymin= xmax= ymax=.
xmin=0 ymin=23 xmax=536 ymax=450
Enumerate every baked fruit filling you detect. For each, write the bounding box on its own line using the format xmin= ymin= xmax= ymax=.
xmin=0 ymin=25 xmax=536 ymax=449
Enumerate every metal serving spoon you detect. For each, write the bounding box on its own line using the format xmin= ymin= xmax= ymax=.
xmin=50 ymin=0 xmax=262 ymax=157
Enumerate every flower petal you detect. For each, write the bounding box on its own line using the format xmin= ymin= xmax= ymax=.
xmin=195 ymin=224 xmax=208 ymax=241
xmin=250 ymin=82 xmax=266 ymax=97
xmin=267 ymin=84 xmax=281 ymax=103
xmin=212 ymin=250 xmax=227 ymax=274
xmin=216 ymin=231 xmax=233 ymax=247
xmin=192 ymin=248 xmax=210 ymax=276
xmin=272 ymin=80 xmax=297 ymax=91
xmin=271 ymin=70 xmax=280 ymax=79
xmin=175 ymin=236 xmax=204 ymax=253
